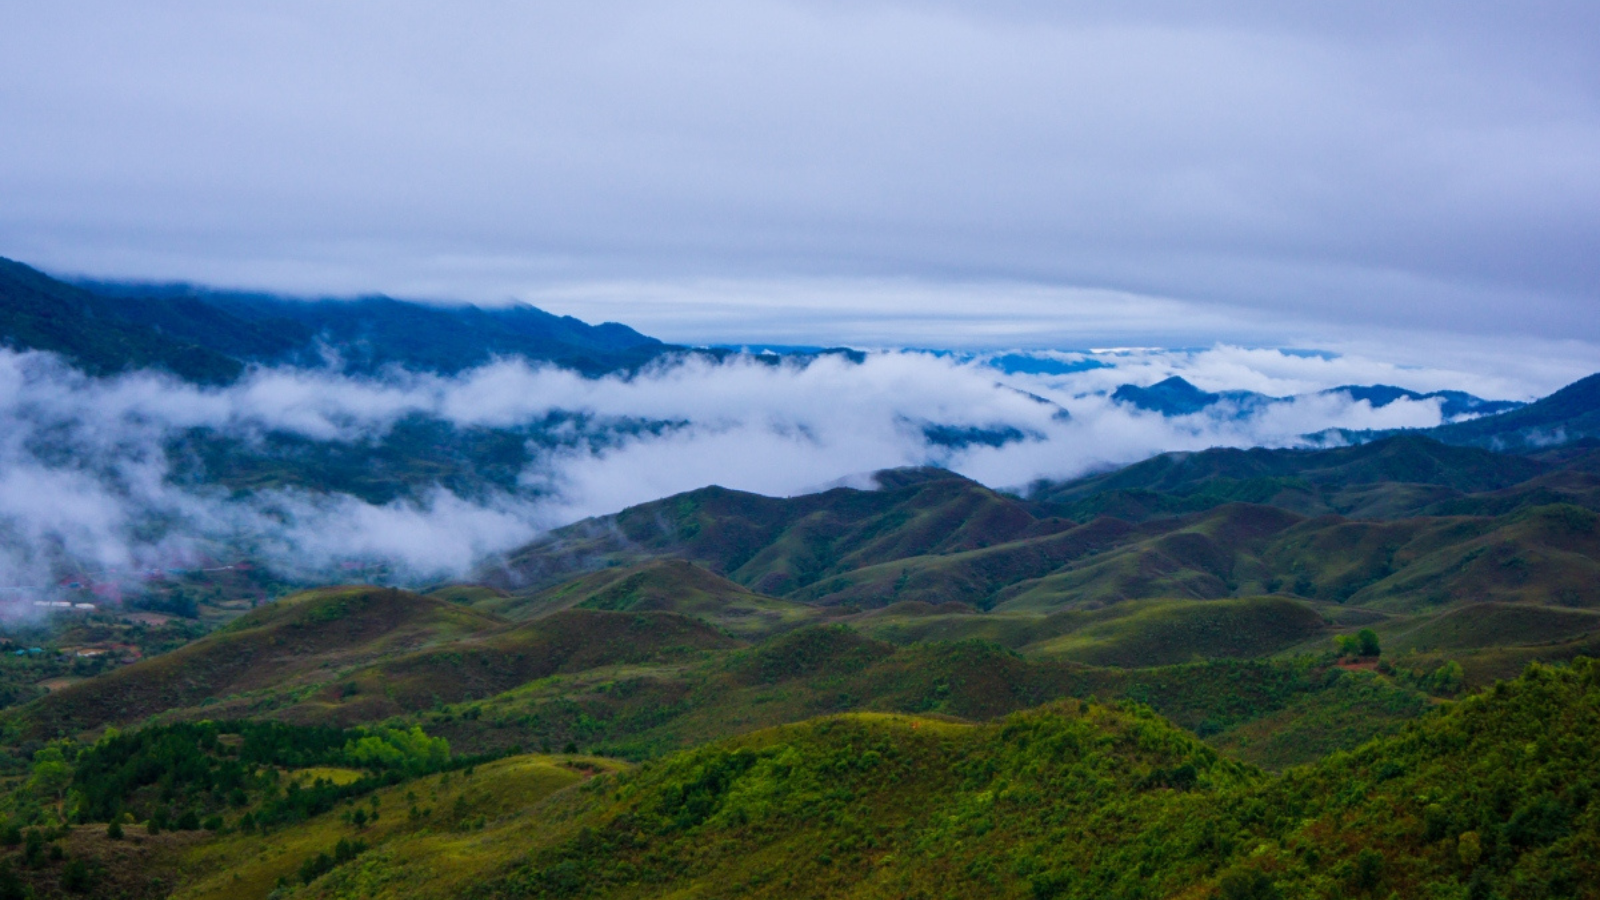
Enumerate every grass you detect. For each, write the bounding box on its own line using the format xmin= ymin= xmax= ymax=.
xmin=290 ymin=767 xmax=366 ymax=788
xmin=1206 ymin=669 xmax=1433 ymax=769
xmin=490 ymin=560 xmax=826 ymax=638
xmin=1385 ymin=601 xmax=1600 ymax=652
xmin=168 ymin=753 xmax=624 ymax=900
xmin=383 ymin=626 xmax=1427 ymax=771
xmin=1023 ymin=597 xmax=1328 ymax=667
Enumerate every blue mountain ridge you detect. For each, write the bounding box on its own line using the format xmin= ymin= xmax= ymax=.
xmin=1111 ymin=375 xmax=1524 ymax=421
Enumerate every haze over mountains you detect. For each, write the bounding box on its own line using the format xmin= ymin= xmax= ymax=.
xmin=1 ymin=254 xmax=1598 ymax=594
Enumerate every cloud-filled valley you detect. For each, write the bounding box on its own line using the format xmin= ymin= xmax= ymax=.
xmin=0 ymin=343 xmax=1521 ymax=603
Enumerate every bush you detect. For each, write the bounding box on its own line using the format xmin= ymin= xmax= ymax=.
xmin=61 ymin=857 xmax=93 ymax=892
xmin=1218 ymin=868 xmax=1281 ymax=900
xmin=0 ymin=861 xmax=25 ymax=900
xmin=1352 ymin=849 xmax=1384 ymax=892
xmin=21 ymin=830 xmax=44 ymax=867
xmin=299 ymin=837 xmax=367 ymax=884
xmin=299 ymin=851 xmax=336 ymax=884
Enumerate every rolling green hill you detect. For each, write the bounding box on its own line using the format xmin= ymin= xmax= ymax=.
xmin=9 ymin=586 xmax=503 ymax=739
xmin=494 ymin=466 xmax=1599 ymax=628
xmin=44 ymin=658 xmax=1574 ymax=900
xmin=493 ymin=469 xmax=1060 ymax=596
xmin=1028 ymin=433 xmax=1552 ymax=521
xmin=484 ymin=560 xmax=826 ymax=638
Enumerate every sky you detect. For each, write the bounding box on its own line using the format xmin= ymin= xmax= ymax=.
xmin=2 ymin=2 xmax=1599 ymax=368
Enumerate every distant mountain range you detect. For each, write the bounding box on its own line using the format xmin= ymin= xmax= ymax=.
xmin=1111 ymin=374 xmax=1524 ymax=420
xmin=1106 ymin=371 xmax=1600 ymax=452
xmin=0 ymin=256 xmax=671 ymax=380
xmin=4 ymin=253 xmax=1599 ymax=460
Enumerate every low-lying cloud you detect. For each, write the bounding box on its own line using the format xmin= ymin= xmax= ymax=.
xmin=0 ymin=345 xmax=1530 ymax=605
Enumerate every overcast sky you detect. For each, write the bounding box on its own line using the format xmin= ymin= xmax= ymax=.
xmin=2 ymin=2 xmax=1598 ymax=366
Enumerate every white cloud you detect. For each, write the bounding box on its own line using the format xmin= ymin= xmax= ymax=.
xmin=0 ymin=343 xmax=1571 ymax=609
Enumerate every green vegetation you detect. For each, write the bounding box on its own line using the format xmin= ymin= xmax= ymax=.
xmin=125 ymin=657 xmax=1581 ymax=900
xmin=65 ymin=720 xmax=454 ymax=830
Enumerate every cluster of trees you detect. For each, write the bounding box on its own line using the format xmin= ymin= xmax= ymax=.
xmin=57 ymin=720 xmax=451 ymax=830
xmin=297 ymin=836 xmax=368 ymax=885
xmin=1334 ymin=628 xmax=1381 ymax=658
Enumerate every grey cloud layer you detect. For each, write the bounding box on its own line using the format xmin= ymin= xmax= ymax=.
xmin=0 ymin=346 xmax=1512 ymax=603
xmin=1 ymin=2 xmax=1597 ymax=345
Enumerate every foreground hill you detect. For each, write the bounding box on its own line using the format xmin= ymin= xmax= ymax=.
xmin=2 ymin=575 xmax=1432 ymax=773
xmin=33 ymin=658 xmax=1590 ymax=899
xmin=460 ymin=657 xmax=1600 ymax=900
xmin=7 ymin=586 xmax=746 ymax=740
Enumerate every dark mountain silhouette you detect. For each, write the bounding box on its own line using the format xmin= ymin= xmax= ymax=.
xmin=1111 ymin=375 xmax=1521 ymax=420
xmin=1423 ymin=372 xmax=1600 ymax=450
xmin=0 ymin=255 xmax=674 ymax=381
xmin=0 ymin=257 xmax=244 ymax=382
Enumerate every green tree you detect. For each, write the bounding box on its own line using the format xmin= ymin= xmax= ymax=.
xmin=0 ymin=861 xmax=25 ymax=900
xmin=343 ymin=725 xmax=449 ymax=773
xmin=1356 ymin=629 xmax=1381 ymax=657
xmin=61 ymin=856 xmax=93 ymax=892
xmin=1429 ymin=660 xmax=1464 ymax=694
xmin=25 ymin=743 xmax=73 ymax=807
xmin=1218 ymin=868 xmax=1281 ymax=900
